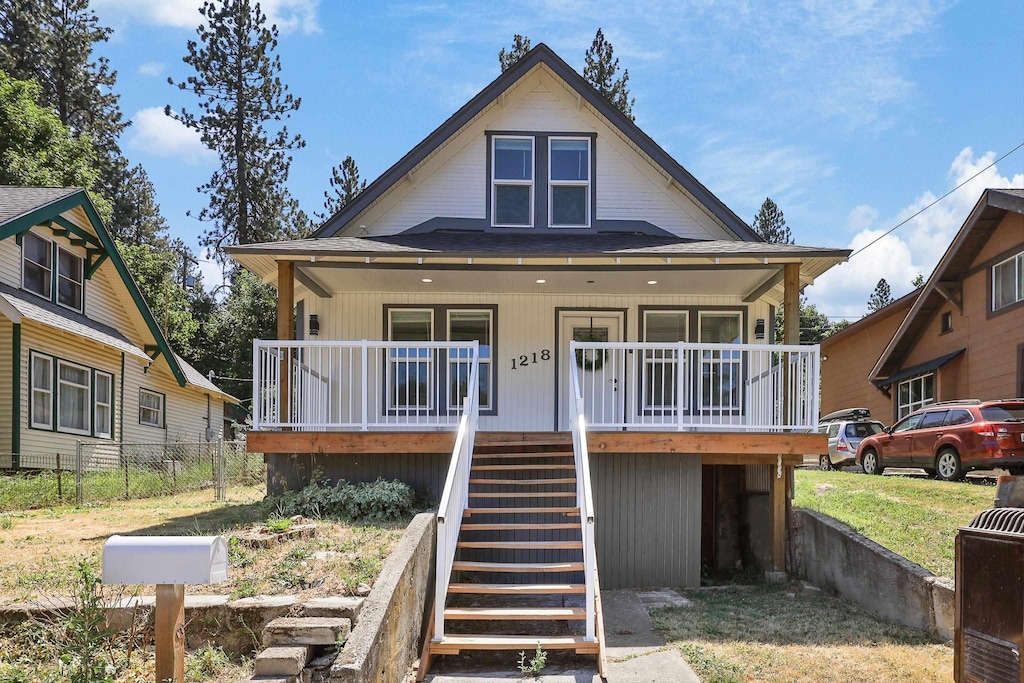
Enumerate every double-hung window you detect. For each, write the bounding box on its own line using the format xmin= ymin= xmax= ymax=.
xmin=388 ymin=309 xmax=434 ymax=411
xmin=447 ymin=310 xmax=492 ymax=411
xmin=30 ymin=353 xmax=54 ymax=429
xmin=22 ymin=233 xmax=53 ymax=300
xmin=897 ymin=374 xmax=934 ymax=419
xmin=57 ymin=246 xmax=84 ymax=311
xmin=698 ymin=312 xmax=742 ymax=411
xmin=492 ymin=137 xmax=533 ymax=227
xmin=993 ymin=250 xmax=1024 ymax=311
xmin=642 ymin=311 xmax=687 ymax=411
xmin=549 ymin=138 xmax=590 ymax=227
xmin=57 ymin=360 xmax=91 ymax=435
xmin=140 ymin=388 xmax=165 ymax=428
xmin=94 ymin=372 xmax=113 ymax=438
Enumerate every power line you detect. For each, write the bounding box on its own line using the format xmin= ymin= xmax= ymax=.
xmin=849 ymin=141 xmax=1024 ymax=259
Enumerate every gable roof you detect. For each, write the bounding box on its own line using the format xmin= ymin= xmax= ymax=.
xmin=0 ymin=186 xmax=219 ymax=394
xmin=313 ymin=43 xmax=760 ymax=243
xmin=869 ymin=188 xmax=1024 ymax=384
xmin=819 ymin=287 xmax=920 ymax=349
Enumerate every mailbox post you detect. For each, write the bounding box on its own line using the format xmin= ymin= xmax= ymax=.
xmin=103 ymin=536 xmax=229 ymax=683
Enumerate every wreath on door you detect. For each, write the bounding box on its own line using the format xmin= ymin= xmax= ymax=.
xmin=574 ymin=328 xmax=608 ymax=372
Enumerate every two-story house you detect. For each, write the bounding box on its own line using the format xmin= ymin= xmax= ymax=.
xmin=227 ymin=44 xmax=846 ymax=663
xmin=0 ymin=187 xmax=235 ymax=469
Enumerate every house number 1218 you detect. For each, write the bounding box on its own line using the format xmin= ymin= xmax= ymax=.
xmin=511 ymin=349 xmax=551 ymax=370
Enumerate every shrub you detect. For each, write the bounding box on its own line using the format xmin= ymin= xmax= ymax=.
xmin=273 ymin=478 xmax=414 ymax=522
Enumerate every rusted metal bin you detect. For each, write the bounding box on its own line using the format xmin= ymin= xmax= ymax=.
xmin=956 ymin=507 xmax=1024 ymax=682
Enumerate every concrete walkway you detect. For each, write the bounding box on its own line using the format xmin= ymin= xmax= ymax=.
xmin=424 ymin=589 xmax=700 ymax=683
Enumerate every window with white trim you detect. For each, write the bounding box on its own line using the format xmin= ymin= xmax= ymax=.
xmin=94 ymin=371 xmax=113 ymax=438
xmin=492 ymin=137 xmax=534 ymax=227
xmin=22 ymin=232 xmax=53 ymax=300
xmin=140 ymin=388 xmax=165 ymax=428
xmin=387 ymin=309 xmax=434 ymax=410
xmin=447 ymin=310 xmax=492 ymax=410
xmin=698 ymin=312 xmax=742 ymax=410
xmin=897 ymin=373 xmax=934 ymax=419
xmin=993 ymin=250 xmax=1024 ymax=310
xmin=641 ymin=311 xmax=688 ymax=410
xmin=57 ymin=246 xmax=84 ymax=312
xmin=57 ymin=360 xmax=91 ymax=435
xmin=549 ymin=138 xmax=590 ymax=227
xmin=30 ymin=353 xmax=53 ymax=429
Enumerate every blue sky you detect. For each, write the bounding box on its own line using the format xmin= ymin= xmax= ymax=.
xmin=93 ymin=0 xmax=1024 ymax=319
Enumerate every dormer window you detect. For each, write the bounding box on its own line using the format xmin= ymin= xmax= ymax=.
xmin=22 ymin=232 xmax=52 ymax=299
xmin=549 ymin=138 xmax=590 ymax=227
xmin=492 ymin=137 xmax=533 ymax=227
xmin=57 ymin=246 xmax=84 ymax=311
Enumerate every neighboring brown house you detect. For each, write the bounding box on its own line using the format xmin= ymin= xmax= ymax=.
xmin=821 ymin=188 xmax=1024 ymax=425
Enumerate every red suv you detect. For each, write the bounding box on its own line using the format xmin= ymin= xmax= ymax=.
xmin=856 ymin=399 xmax=1024 ymax=481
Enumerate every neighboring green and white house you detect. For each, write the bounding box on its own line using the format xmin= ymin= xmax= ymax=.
xmin=0 ymin=187 xmax=235 ymax=468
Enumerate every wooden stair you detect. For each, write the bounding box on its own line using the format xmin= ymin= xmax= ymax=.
xmin=427 ymin=440 xmax=600 ymax=663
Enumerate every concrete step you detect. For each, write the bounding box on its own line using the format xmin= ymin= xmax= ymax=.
xmin=263 ymin=616 xmax=351 ymax=647
xmin=254 ymin=646 xmax=311 ymax=677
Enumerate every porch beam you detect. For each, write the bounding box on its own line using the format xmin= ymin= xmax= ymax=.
xmin=587 ymin=431 xmax=821 ymax=456
xmin=277 ymin=261 xmax=294 ymax=425
xmin=783 ymin=263 xmax=800 ymax=344
xmin=774 ymin=262 xmax=802 ymax=576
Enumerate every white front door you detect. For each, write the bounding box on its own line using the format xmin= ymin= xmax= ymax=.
xmin=559 ymin=312 xmax=623 ymax=430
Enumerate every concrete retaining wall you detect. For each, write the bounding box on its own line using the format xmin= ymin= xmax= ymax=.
xmin=331 ymin=511 xmax=436 ymax=683
xmin=795 ymin=509 xmax=954 ymax=640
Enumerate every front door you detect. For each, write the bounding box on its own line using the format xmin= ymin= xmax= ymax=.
xmin=559 ymin=312 xmax=623 ymax=430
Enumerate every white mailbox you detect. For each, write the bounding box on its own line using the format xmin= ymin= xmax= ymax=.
xmin=103 ymin=535 xmax=229 ymax=585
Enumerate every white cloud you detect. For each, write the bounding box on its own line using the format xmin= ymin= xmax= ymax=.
xmin=126 ymin=107 xmax=215 ymax=165
xmin=137 ymin=61 xmax=165 ymax=77
xmin=196 ymin=248 xmax=229 ymax=294
xmin=805 ymin=147 xmax=1024 ymax=319
xmin=95 ymin=0 xmax=320 ymax=34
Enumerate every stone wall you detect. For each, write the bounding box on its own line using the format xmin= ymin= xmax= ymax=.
xmin=331 ymin=512 xmax=436 ymax=683
xmin=795 ymin=509 xmax=954 ymax=639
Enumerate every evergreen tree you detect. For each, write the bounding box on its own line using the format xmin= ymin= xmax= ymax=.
xmin=109 ymin=165 xmax=171 ymax=245
xmin=317 ymin=156 xmax=366 ymax=221
xmin=774 ymin=297 xmax=838 ymax=344
xmin=117 ymin=239 xmax=199 ymax=355
xmin=498 ymin=34 xmax=531 ymax=71
xmin=867 ymin=278 xmax=894 ymax=314
xmin=912 ymin=272 xmax=924 ymax=288
xmin=751 ymin=197 xmax=793 ymax=244
xmin=168 ymin=0 xmax=305 ymax=262
xmin=0 ymin=0 xmax=46 ymax=82
xmin=583 ymin=28 xmax=634 ymax=120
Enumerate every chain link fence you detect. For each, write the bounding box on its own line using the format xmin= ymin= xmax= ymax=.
xmin=0 ymin=440 xmax=265 ymax=508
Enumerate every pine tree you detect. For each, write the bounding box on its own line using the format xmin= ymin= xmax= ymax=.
xmin=583 ymin=28 xmax=634 ymax=120
xmin=912 ymin=272 xmax=924 ymax=288
xmin=109 ymin=165 xmax=171 ymax=245
xmin=867 ymin=278 xmax=894 ymax=314
xmin=0 ymin=0 xmax=46 ymax=82
xmin=499 ymin=34 xmax=531 ymax=72
xmin=317 ymin=156 xmax=366 ymax=221
xmin=168 ymin=0 xmax=305 ymax=261
xmin=751 ymin=198 xmax=793 ymax=244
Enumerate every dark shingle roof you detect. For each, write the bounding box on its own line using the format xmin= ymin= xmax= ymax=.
xmin=0 ymin=187 xmax=81 ymax=224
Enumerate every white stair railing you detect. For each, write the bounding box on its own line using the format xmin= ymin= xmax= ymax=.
xmin=433 ymin=343 xmax=480 ymax=642
xmin=569 ymin=357 xmax=598 ymax=643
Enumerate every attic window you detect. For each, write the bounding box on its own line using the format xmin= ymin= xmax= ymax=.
xmin=549 ymin=138 xmax=590 ymax=227
xmin=492 ymin=137 xmax=533 ymax=227
xmin=22 ymin=232 xmax=53 ymax=300
xmin=993 ymin=249 xmax=1024 ymax=311
xmin=940 ymin=311 xmax=953 ymax=333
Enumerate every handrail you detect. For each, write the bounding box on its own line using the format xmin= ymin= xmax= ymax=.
xmin=569 ymin=355 xmax=598 ymax=642
xmin=433 ymin=342 xmax=480 ymax=642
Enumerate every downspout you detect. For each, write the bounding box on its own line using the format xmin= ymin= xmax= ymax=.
xmin=119 ymin=352 xmax=125 ymax=442
xmin=11 ymin=324 xmax=20 ymax=469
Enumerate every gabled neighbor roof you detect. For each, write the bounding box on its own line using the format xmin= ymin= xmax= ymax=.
xmin=0 ymin=186 xmax=226 ymax=395
xmin=869 ymin=188 xmax=1024 ymax=384
xmin=313 ymin=43 xmax=760 ymax=243
xmin=819 ymin=287 xmax=920 ymax=349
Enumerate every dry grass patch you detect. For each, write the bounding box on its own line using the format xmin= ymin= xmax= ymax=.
xmin=653 ymin=584 xmax=952 ymax=683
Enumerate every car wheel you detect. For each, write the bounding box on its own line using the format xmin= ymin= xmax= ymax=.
xmin=819 ymin=454 xmax=833 ymax=471
xmin=862 ymin=449 xmax=882 ymax=475
xmin=935 ymin=448 xmax=964 ymax=482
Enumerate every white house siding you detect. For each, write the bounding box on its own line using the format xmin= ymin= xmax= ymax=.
xmin=120 ymin=359 xmax=223 ymax=445
xmin=305 ymin=290 xmax=766 ymax=432
xmin=0 ymin=319 xmax=12 ymax=453
xmin=17 ymin=321 xmax=125 ymax=459
xmin=346 ymin=68 xmax=734 ymax=241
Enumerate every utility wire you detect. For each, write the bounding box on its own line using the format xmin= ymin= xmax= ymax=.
xmin=849 ymin=141 xmax=1024 ymax=259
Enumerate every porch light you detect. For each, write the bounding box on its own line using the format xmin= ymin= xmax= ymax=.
xmin=422 ymin=278 xmax=433 ymax=283
xmin=647 ymin=280 xmax=657 ymax=285
xmin=536 ymin=279 xmax=546 ymax=284
xmin=755 ymin=318 xmax=766 ymax=340
xmin=309 ymin=314 xmax=320 ymax=336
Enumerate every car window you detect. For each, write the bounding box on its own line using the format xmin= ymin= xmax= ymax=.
xmin=846 ymin=423 xmax=882 ymax=438
xmin=827 ymin=424 xmax=841 ymax=438
xmin=919 ymin=410 xmax=948 ymax=429
xmin=892 ymin=414 xmax=924 ymax=433
xmin=945 ymin=409 xmax=973 ymax=426
xmin=981 ymin=405 xmax=1024 ymax=422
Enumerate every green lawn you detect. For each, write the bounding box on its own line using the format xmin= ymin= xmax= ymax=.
xmin=794 ymin=469 xmax=997 ymax=577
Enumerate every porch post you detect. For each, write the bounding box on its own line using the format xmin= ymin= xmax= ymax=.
xmin=771 ymin=262 xmax=801 ymax=575
xmin=277 ymin=261 xmax=295 ymax=425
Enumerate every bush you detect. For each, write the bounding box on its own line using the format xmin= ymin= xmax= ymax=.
xmin=273 ymin=478 xmax=414 ymax=522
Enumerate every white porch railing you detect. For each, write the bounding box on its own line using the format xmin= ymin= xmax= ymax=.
xmin=568 ymin=341 xmax=820 ymax=431
xmin=433 ymin=354 xmax=480 ymax=641
xmin=252 ymin=340 xmax=480 ymax=431
xmin=569 ymin=357 xmax=598 ymax=643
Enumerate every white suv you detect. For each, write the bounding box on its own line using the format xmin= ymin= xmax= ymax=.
xmin=818 ymin=408 xmax=885 ymax=471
